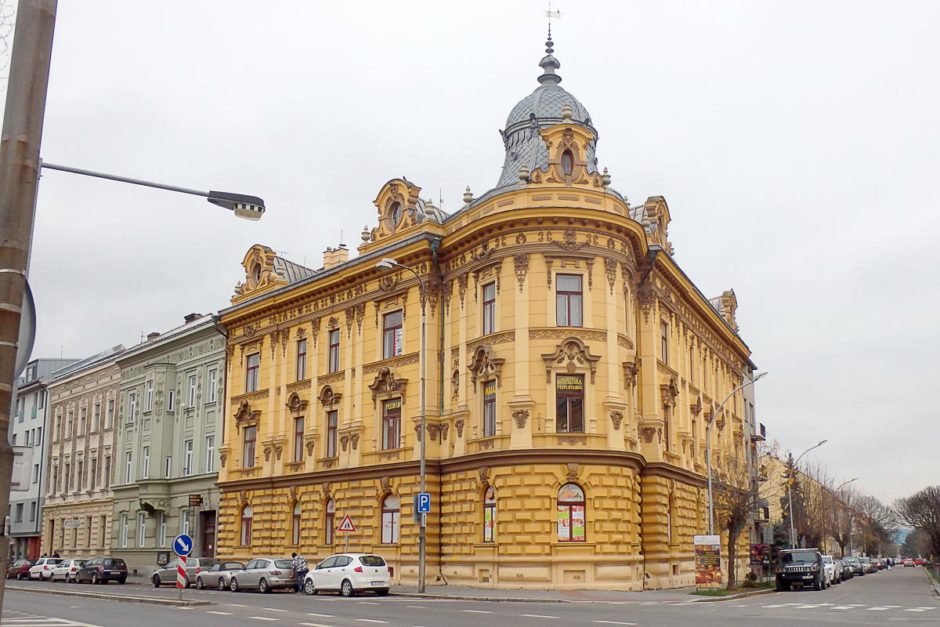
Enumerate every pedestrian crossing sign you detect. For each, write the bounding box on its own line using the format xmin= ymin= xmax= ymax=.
xmin=337 ymin=514 xmax=356 ymax=532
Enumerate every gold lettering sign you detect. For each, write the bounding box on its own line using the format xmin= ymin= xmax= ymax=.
xmin=483 ymin=380 xmax=497 ymax=401
xmin=384 ymin=399 xmax=402 ymax=414
xmin=556 ymin=374 xmax=584 ymax=393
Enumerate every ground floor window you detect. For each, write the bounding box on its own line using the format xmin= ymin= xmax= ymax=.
xmin=381 ymin=495 xmax=400 ymax=544
xmin=325 ymin=498 xmax=335 ymax=546
xmin=291 ymin=502 xmax=301 ymax=545
xmin=240 ymin=506 xmax=253 ymax=546
xmin=483 ymin=486 xmax=496 ymax=542
xmin=557 ymin=483 xmax=586 ymax=542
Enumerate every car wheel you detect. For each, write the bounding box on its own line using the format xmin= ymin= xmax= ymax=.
xmin=230 ymin=578 xmax=239 ymax=592
xmin=340 ymin=579 xmax=354 ymax=597
xmin=196 ymin=577 xmax=204 ymax=590
xmin=153 ymin=574 xmax=161 ymax=588
xmin=813 ymin=575 xmax=822 ymax=591
xmin=118 ymin=577 xmax=126 ymax=585
xmin=218 ymin=578 xmax=227 ymax=591
xmin=91 ymin=574 xmax=99 ymax=585
xmin=259 ymin=578 xmax=269 ymax=594
xmin=303 ymin=578 xmax=316 ymax=596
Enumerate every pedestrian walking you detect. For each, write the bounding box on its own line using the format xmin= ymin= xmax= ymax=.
xmin=291 ymin=552 xmax=308 ymax=593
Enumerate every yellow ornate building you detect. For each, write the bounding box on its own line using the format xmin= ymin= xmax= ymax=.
xmin=216 ymin=34 xmax=755 ymax=590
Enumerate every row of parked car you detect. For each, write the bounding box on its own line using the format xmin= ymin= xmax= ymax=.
xmin=6 ymin=556 xmax=128 ymax=584
xmin=776 ymin=548 xmax=910 ymax=591
xmin=151 ymin=553 xmax=391 ymax=597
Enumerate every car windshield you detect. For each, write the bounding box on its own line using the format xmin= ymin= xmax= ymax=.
xmin=224 ymin=562 xmax=244 ymax=570
xmin=782 ymin=550 xmax=817 ymax=564
xmin=103 ymin=559 xmax=126 ymax=568
xmin=274 ymin=560 xmax=293 ymax=569
xmin=359 ymin=555 xmax=386 ymax=567
xmin=823 ymin=556 xmax=833 ymax=564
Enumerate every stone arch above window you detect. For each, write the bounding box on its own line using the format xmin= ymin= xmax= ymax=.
xmin=541 ymin=336 xmax=601 ymax=384
xmin=285 ymin=393 xmax=308 ymax=416
xmin=368 ymin=367 xmax=408 ymax=406
xmin=318 ymin=385 xmax=342 ymax=410
xmin=467 ymin=345 xmax=505 ymax=385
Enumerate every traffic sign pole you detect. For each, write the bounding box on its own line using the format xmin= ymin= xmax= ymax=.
xmin=172 ymin=533 xmax=194 ymax=602
xmin=177 ymin=555 xmax=187 ymax=601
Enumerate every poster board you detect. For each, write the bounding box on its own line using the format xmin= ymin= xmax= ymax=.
xmin=694 ymin=534 xmax=722 ymax=588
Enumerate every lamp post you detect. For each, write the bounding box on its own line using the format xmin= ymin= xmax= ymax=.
xmin=376 ymin=258 xmax=427 ymax=593
xmin=835 ymin=477 xmax=858 ymax=556
xmin=786 ymin=439 xmax=828 ymax=548
xmin=706 ymin=371 xmax=767 ymax=534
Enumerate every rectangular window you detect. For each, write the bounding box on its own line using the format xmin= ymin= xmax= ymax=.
xmin=104 ymin=455 xmax=111 ymax=488
xmin=482 ymin=282 xmax=496 ymax=335
xmin=382 ymin=399 xmax=401 ymax=450
xmin=120 ymin=513 xmax=128 ymax=548
xmin=29 ymin=501 xmax=36 ymax=522
xmin=38 ymin=389 xmax=45 ymax=409
xmin=127 ymin=393 xmax=137 ymax=423
xmin=106 ymin=399 xmax=114 ymax=429
xmin=66 ymin=411 xmax=73 ymax=435
xmin=145 ymin=380 xmax=154 ymax=412
xmin=64 ymin=462 xmax=70 ymax=491
xmin=383 ymin=311 xmax=403 ymax=359
xmin=483 ymin=380 xmax=497 ymax=437
xmin=180 ymin=509 xmax=190 ymax=536
xmin=188 ymin=374 xmax=197 ymax=407
xmin=243 ymin=426 xmax=257 ymax=468
xmin=164 ymin=456 xmax=172 ymax=479
xmin=158 ymin=512 xmax=167 ymax=547
xmin=183 ymin=440 xmax=193 ymax=476
xmin=205 ymin=435 xmax=215 ymax=473
xmin=79 ymin=407 xmax=87 ymax=434
xmin=246 ymin=354 xmax=260 ymax=392
xmin=555 ymin=374 xmax=585 ymax=433
xmin=207 ymin=368 xmax=218 ymax=403
xmin=167 ymin=390 xmax=175 ymax=412
xmin=14 ymin=503 xmax=22 ymax=523
xmin=295 ymin=340 xmax=307 ymax=381
xmin=76 ymin=460 xmax=84 ymax=491
xmin=15 ymin=397 xmax=23 ymax=422
xmin=90 ymin=457 xmax=97 ymax=489
xmin=328 ymin=329 xmax=340 ymax=373
xmin=32 ymin=463 xmax=38 ymax=484
xmin=142 ymin=446 xmax=150 ymax=478
xmin=293 ymin=417 xmax=304 ymax=463
xmin=92 ymin=403 xmax=100 ymax=432
xmin=689 ymin=345 xmax=695 ymax=385
xmin=35 ymin=427 xmax=41 ymax=447
xmin=124 ymin=452 xmax=132 ymax=484
xmin=10 ymin=434 xmax=15 ymax=446
xmin=660 ymin=321 xmax=669 ymax=364
xmin=555 ymin=274 xmax=583 ymax=327
xmin=326 ymin=410 xmax=338 ymax=458
xmin=137 ymin=512 xmax=146 ymax=547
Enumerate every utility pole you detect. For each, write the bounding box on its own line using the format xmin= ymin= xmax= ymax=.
xmin=0 ymin=0 xmax=59 ymax=612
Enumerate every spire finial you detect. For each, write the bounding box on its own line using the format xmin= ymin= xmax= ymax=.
xmin=539 ymin=4 xmax=562 ymax=86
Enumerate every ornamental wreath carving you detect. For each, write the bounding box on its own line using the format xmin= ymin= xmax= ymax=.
xmin=455 ymin=418 xmax=465 ymax=438
xmin=318 ymin=385 xmax=342 ymax=409
xmin=541 ymin=337 xmax=602 ymax=383
xmin=610 ymin=410 xmax=624 ymax=430
xmin=467 ymin=345 xmax=505 ymax=384
xmin=368 ymin=367 xmax=407 ymax=404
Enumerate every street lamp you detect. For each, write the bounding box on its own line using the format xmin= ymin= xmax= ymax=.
xmin=835 ymin=477 xmax=858 ymax=556
xmin=787 ymin=439 xmax=828 ymax=548
xmin=376 ymin=258 xmax=427 ymax=593
xmin=40 ymin=161 xmax=266 ymax=220
xmin=706 ymin=371 xmax=767 ymax=534
xmin=835 ymin=477 xmax=858 ymax=492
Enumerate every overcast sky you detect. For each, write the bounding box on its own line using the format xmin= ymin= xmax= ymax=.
xmin=2 ymin=1 xmax=937 ymax=505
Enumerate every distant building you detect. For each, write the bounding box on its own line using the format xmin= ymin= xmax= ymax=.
xmin=111 ymin=314 xmax=224 ymax=574
xmin=42 ymin=346 xmax=124 ymax=557
xmin=8 ymin=358 xmax=79 ymax=560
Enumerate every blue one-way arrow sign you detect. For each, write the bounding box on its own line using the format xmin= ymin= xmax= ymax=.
xmin=173 ymin=533 xmax=193 ymax=557
xmin=417 ymin=492 xmax=431 ymax=514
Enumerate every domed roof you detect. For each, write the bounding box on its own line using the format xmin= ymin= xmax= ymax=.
xmin=494 ymin=32 xmax=599 ymax=190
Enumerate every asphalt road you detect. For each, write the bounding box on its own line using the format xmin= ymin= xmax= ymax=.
xmin=2 ymin=566 xmax=937 ymax=626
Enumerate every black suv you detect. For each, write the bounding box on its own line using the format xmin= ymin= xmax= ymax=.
xmin=76 ymin=557 xmax=127 ymax=584
xmin=776 ymin=548 xmax=824 ymax=591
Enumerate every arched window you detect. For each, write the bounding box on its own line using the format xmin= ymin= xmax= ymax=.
xmin=381 ymin=495 xmax=400 ymax=544
xmin=291 ymin=502 xmax=302 ymax=545
xmin=556 ymin=483 xmax=586 ymax=542
xmin=561 ymin=150 xmax=574 ymax=176
xmin=483 ymin=486 xmax=496 ymax=543
xmin=325 ymin=498 xmax=335 ymax=546
xmin=240 ymin=505 xmax=253 ymax=546
xmin=389 ymin=202 xmax=402 ymax=226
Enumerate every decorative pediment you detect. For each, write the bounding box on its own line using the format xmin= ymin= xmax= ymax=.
xmin=541 ymin=337 xmax=602 ymax=383
xmin=467 ymin=345 xmax=505 ymax=384
xmin=285 ymin=393 xmax=308 ymax=415
xmin=362 ymin=178 xmax=424 ymax=246
xmin=690 ymin=395 xmax=703 ymax=417
xmin=529 ymin=123 xmax=603 ymax=188
xmin=232 ymin=244 xmax=289 ymax=304
xmin=317 ymin=385 xmax=342 ymax=409
xmin=368 ymin=367 xmax=408 ymax=403
xmin=660 ymin=376 xmax=680 ymax=408
xmin=233 ymin=400 xmax=260 ymax=427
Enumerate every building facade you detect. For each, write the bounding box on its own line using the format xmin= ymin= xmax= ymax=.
xmin=42 ymin=347 xmax=124 ymax=557
xmin=8 ymin=358 xmax=78 ymax=560
xmin=111 ymin=314 xmax=224 ymax=574
xmin=215 ymin=35 xmax=757 ymax=590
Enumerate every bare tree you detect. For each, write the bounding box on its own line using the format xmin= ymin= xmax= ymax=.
xmin=895 ymin=486 xmax=940 ymax=560
xmin=855 ymin=494 xmax=897 ymax=556
xmin=830 ymin=486 xmax=858 ymax=557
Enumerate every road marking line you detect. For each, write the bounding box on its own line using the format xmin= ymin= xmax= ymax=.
xmin=357 ymin=602 xmax=380 ymax=605
xmin=867 ymin=606 xmax=901 ymax=611
xmin=593 ymin=621 xmax=639 ymax=626
xmin=519 ymin=615 xmax=559 ymax=619
xmin=263 ymin=608 xmax=288 ymax=613
xmin=307 ymin=614 xmax=335 ymax=619
xmin=299 ymin=624 xmax=333 ymax=627
xmin=831 ymin=606 xmax=855 ymax=610
xmin=763 ymin=603 xmax=798 ymax=608
xmin=207 ymin=611 xmax=233 ymax=616
xmin=462 ymin=610 xmax=492 ymax=614
xmin=355 ymin=620 xmax=388 ymax=624
xmin=249 ymin=617 xmax=280 ymax=622
xmin=227 ymin=603 xmax=248 ymax=607
xmin=406 ymin=605 xmax=427 ymax=609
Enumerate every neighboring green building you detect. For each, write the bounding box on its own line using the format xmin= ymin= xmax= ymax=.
xmin=111 ymin=314 xmax=224 ymax=575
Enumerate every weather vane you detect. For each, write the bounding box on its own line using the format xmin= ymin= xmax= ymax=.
xmin=545 ymin=1 xmax=561 ymax=36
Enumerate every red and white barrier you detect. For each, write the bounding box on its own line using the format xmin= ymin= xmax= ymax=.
xmin=177 ymin=555 xmax=187 ymax=589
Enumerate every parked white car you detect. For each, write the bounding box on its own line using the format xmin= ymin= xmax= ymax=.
xmin=303 ymin=553 xmax=390 ymax=597
xmin=28 ymin=558 xmax=62 ymax=580
xmin=50 ymin=559 xmax=86 ymax=583
xmin=821 ymin=555 xmax=836 ymax=588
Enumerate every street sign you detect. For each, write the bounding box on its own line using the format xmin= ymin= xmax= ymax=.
xmin=417 ymin=492 xmax=431 ymax=514
xmin=188 ymin=494 xmax=203 ymax=507
xmin=337 ymin=514 xmax=356 ymax=533
xmin=173 ymin=533 xmax=194 ymax=557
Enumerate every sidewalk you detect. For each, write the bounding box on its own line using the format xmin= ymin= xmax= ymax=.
xmin=390 ymin=584 xmax=698 ymax=604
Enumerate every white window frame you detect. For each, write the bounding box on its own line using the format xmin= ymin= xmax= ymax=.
xmin=180 ymin=509 xmax=190 ymax=536
xmin=137 ymin=512 xmax=146 ymax=547
xmin=183 ymin=440 xmax=193 ymax=476
xmin=124 ymin=452 xmax=133 ymax=484
xmin=188 ymin=374 xmax=197 ymax=407
xmin=167 ymin=389 xmax=175 ymax=412
xmin=158 ymin=512 xmax=167 ymax=547
xmin=145 ymin=380 xmax=154 ymax=412
xmin=127 ymin=392 xmax=137 ymax=424
xmin=164 ymin=456 xmax=172 ymax=479
xmin=207 ymin=368 xmax=218 ymax=403
xmin=142 ymin=446 xmax=150 ymax=478
xmin=120 ymin=513 xmax=128 ymax=548
xmin=205 ymin=435 xmax=215 ymax=473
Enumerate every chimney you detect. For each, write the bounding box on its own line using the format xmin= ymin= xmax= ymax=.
xmin=184 ymin=313 xmax=202 ymax=323
xmin=146 ymin=332 xmax=160 ymax=341
xmin=322 ymin=243 xmax=349 ymax=270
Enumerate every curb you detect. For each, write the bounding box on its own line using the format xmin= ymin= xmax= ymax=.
xmin=390 ymin=591 xmax=693 ymax=605
xmin=7 ymin=584 xmax=213 ymax=607
xmin=923 ymin=568 xmax=940 ymax=599
xmin=692 ymin=588 xmax=777 ymax=603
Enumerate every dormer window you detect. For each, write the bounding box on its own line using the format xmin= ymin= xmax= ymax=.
xmin=561 ymin=150 xmax=574 ymax=176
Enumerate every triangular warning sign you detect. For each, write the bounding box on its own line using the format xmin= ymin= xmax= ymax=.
xmin=337 ymin=514 xmax=356 ymax=532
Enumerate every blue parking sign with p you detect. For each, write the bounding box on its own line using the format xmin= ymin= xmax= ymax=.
xmin=418 ymin=492 xmax=431 ymax=514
